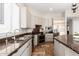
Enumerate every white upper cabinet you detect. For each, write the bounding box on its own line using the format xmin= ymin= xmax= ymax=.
xmin=27 ymin=7 xmax=31 ymax=28
xmin=20 ymin=6 xmax=27 ymax=28
xmin=20 ymin=6 xmax=32 ymax=28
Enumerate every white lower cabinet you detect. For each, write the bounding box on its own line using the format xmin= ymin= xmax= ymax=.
xmin=45 ymin=33 xmax=53 ymax=42
xmin=54 ymin=39 xmax=79 ymax=56
xmin=12 ymin=39 xmax=32 ymax=56
xmin=65 ymin=46 xmax=79 ymax=56
xmin=21 ymin=39 xmax=32 ymax=56
xmin=54 ymin=40 xmax=65 ymax=56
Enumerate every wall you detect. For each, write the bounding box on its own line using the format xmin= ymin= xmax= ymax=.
xmin=0 ymin=3 xmax=4 ymax=24
xmin=66 ymin=8 xmax=79 ymax=18
xmin=73 ymin=17 xmax=79 ymax=34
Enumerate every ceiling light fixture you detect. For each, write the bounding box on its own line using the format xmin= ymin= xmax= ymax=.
xmin=49 ymin=8 xmax=53 ymax=11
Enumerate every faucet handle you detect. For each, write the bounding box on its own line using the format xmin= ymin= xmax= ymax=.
xmin=6 ymin=32 xmax=13 ymax=37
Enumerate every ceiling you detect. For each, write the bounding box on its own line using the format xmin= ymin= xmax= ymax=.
xmin=25 ymin=3 xmax=74 ymax=14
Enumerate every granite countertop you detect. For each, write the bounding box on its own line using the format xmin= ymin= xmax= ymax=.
xmin=0 ymin=30 xmax=32 ymax=56
xmin=0 ymin=30 xmax=32 ymax=39
xmin=54 ymin=35 xmax=79 ymax=54
xmin=0 ymin=40 xmax=23 ymax=56
xmin=0 ymin=35 xmax=32 ymax=56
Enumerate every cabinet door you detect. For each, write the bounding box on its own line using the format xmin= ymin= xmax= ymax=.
xmin=54 ymin=40 xmax=65 ymax=56
xmin=20 ymin=7 xmax=27 ymax=28
xmin=22 ymin=42 xmax=32 ymax=56
xmin=21 ymin=45 xmax=29 ymax=56
xmin=12 ymin=39 xmax=32 ymax=56
xmin=54 ymin=39 xmax=79 ymax=56
xmin=12 ymin=41 xmax=28 ymax=56
xmin=65 ymin=46 xmax=79 ymax=56
xmin=27 ymin=39 xmax=32 ymax=55
xmin=21 ymin=39 xmax=32 ymax=56
xmin=27 ymin=8 xmax=31 ymax=28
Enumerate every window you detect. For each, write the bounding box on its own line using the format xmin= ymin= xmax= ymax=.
xmin=0 ymin=3 xmax=4 ymax=24
xmin=0 ymin=3 xmax=20 ymax=33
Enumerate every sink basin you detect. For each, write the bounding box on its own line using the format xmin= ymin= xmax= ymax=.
xmin=0 ymin=42 xmax=20 ymax=56
xmin=0 ymin=39 xmax=23 ymax=56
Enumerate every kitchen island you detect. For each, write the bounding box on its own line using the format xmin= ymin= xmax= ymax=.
xmin=54 ymin=35 xmax=79 ymax=56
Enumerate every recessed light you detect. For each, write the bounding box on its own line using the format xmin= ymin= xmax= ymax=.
xmin=49 ymin=8 xmax=53 ymax=11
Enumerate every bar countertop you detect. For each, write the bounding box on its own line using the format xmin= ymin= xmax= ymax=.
xmin=54 ymin=35 xmax=79 ymax=54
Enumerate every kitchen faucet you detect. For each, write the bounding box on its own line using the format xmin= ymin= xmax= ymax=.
xmin=5 ymin=32 xmax=13 ymax=53
xmin=13 ymin=29 xmax=21 ymax=40
xmin=13 ymin=29 xmax=21 ymax=47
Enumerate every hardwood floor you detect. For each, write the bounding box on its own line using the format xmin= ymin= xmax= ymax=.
xmin=32 ymin=42 xmax=54 ymax=56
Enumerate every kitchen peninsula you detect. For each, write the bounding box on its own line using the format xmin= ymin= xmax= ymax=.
xmin=54 ymin=35 xmax=79 ymax=56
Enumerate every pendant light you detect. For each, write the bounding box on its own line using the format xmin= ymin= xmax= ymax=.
xmin=72 ymin=3 xmax=78 ymax=13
